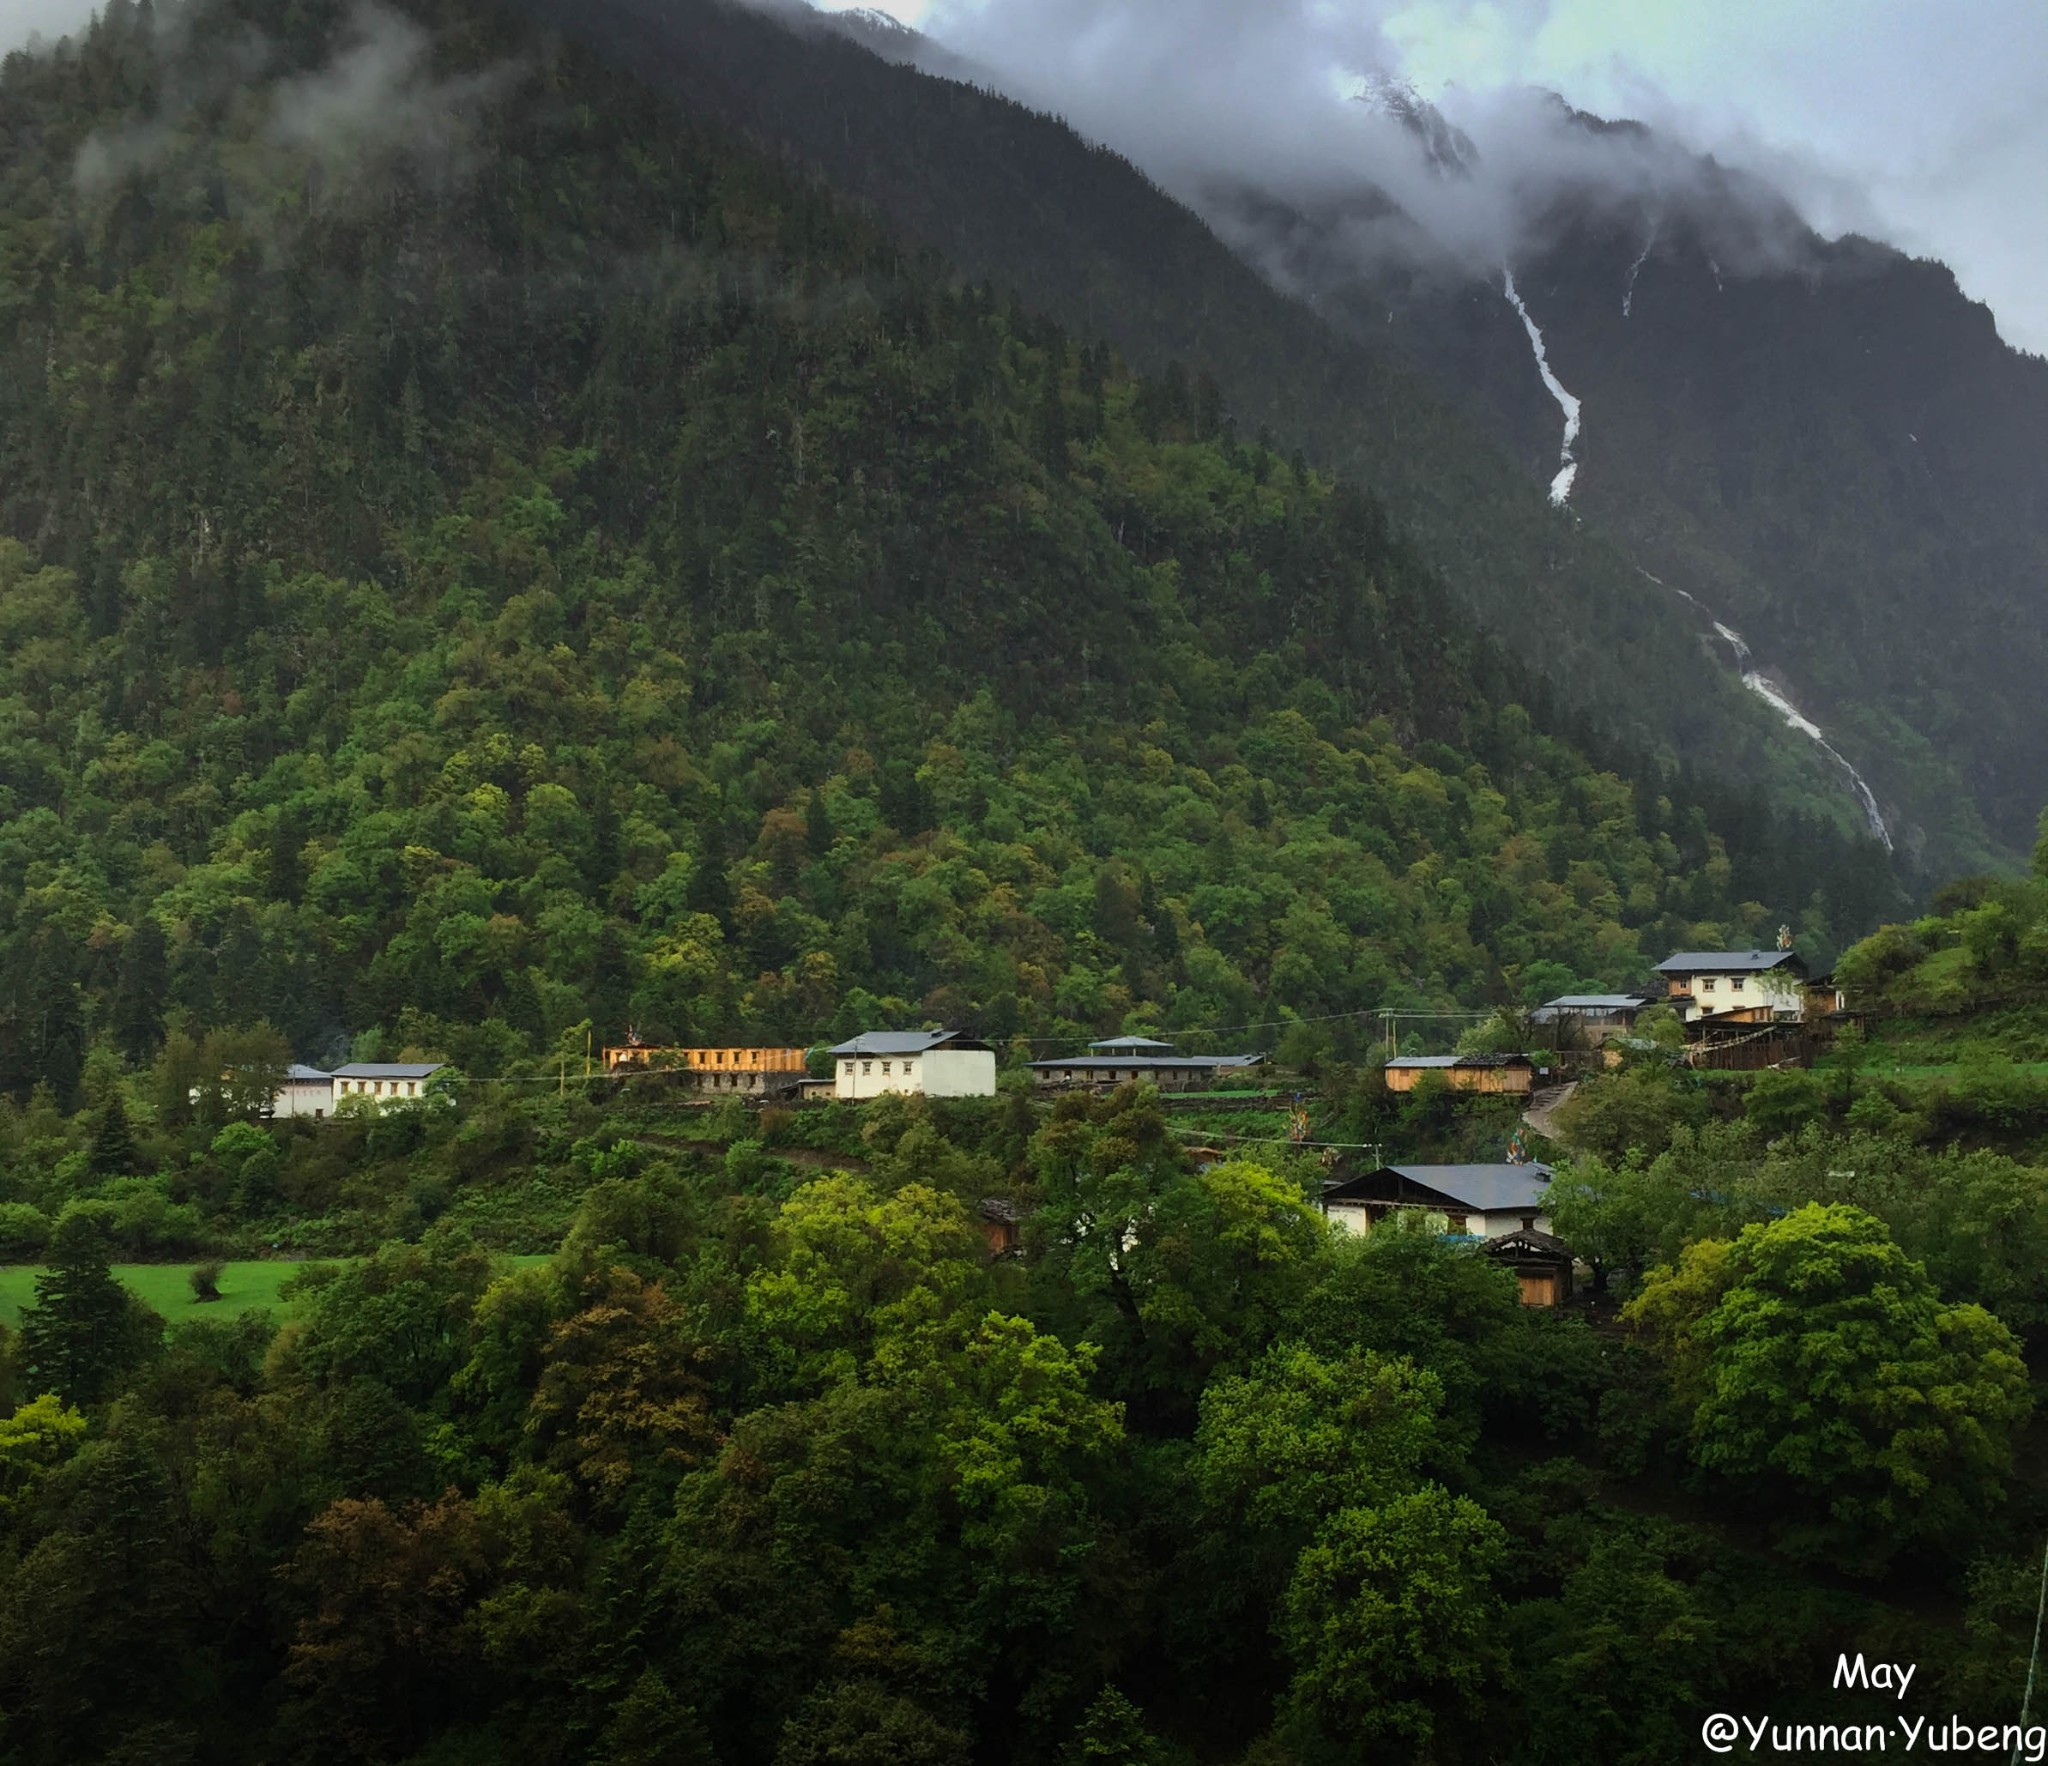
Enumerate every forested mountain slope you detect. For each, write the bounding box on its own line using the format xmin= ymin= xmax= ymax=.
xmin=509 ymin=0 xmax=1899 ymax=863
xmin=1204 ymin=122 xmax=2048 ymax=873
xmin=0 ymin=0 xmax=1901 ymax=1103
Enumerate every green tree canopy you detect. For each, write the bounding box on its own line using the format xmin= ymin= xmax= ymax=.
xmin=1626 ymin=1202 xmax=2032 ymax=1568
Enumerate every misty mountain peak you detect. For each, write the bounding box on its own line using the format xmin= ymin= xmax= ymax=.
xmin=1352 ymin=72 xmax=1478 ymax=181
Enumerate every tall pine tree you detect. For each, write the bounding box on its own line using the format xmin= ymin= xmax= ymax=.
xmin=20 ymin=1212 xmax=160 ymax=1407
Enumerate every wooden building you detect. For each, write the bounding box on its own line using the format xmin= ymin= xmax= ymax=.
xmin=1530 ymin=994 xmax=1659 ymax=1035
xmin=601 ymin=1043 xmax=809 ymax=1094
xmin=978 ymin=1198 xmax=1024 ymax=1257
xmin=1483 ymin=1228 xmax=1576 ymax=1307
xmin=1382 ymin=1054 xmax=1534 ymax=1095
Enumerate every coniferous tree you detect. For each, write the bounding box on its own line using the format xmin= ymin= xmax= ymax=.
xmin=25 ymin=928 xmax=85 ymax=1109
xmin=19 ymin=1211 xmax=161 ymax=1407
xmin=267 ymin=809 xmax=305 ymax=904
xmin=87 ymin=1094 xmax=140 ymax=1178
xmin=805 ymin=789 xmax=833 ymax=861
xmin=112 ymin=919 xmax=169 ymax=1065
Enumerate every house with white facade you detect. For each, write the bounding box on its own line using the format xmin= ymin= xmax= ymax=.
xmin=1321 ymin=1162 xmax=1556 ymax=1240
xmin=830 ymin=1031 xmax=996 ymax=1099
xmin=267 ymin=1064 xmax=337 ymax=1120
xmin=1652 ymin=949 xmax=1808 ymax=1025
xmin=330 ymin=1062 xmax=445 ymax=1106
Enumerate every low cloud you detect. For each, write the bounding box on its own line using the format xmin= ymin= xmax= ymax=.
xmin=72 ymin=1 xmax=515 ymax=207
xmin=865 ymin=0 xmax=2048 ymax=349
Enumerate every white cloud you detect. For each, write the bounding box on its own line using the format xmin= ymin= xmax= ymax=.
xmin=899 ymin=0 xmax=2048 ymax=352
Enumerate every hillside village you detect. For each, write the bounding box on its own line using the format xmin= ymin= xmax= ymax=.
xmin=251 ymin=943 xmax=1849 ymax=1311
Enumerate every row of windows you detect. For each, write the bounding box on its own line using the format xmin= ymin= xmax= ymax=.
xmin=838 ymin=1060 xmax=920 ymax=1078
xmin=338 ymin=1079 xmax=422 ymax=1097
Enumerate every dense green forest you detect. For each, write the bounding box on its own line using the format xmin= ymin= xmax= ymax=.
xmin=0 ymin=3 xmax=2032 ymax=1763
xmin=8 ymin=1017 xmax=2048 ymax=1763
xmin=0 ymin=0 xmax=1898 ymax=1109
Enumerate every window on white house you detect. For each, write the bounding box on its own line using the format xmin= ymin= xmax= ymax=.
xmin=882 ymin=1061 xmax=892 ymax=1075
xmin=1702 ymin=978 xmax=1717 ymax=993
xmin=862 ymin=1062 xmax=872 ymax=1075
xmin=1730 ymin=977 xmax=1745 ymax=992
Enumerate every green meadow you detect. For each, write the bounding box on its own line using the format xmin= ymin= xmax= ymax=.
xmin=0 ymin=1255 xmax=553 ymax=1331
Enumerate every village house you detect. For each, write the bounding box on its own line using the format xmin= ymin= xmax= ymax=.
xmin=266 ymin=1064 xmax=339 ymax=1120
xmin=331 ymin=1062 xmax=444 ymax=1104
xmin=1653 ymin=949 xmax=1808 ymax=1025
xmin=1026 ymin=1035 xmax=1264 ymax=1092
xmin=264 ymin=1061 xmax=445 ymax=1118
xmin=1382 ymin=1053 xmax=1534 ymax=1096
xmin=1482 ymin=1228 xmax=1576 ymax=1307
xmin=1321 ymin=1161 xmax=1557 ymax=1240
xmin=1530 ymin=993 xmax=1659 ymax=1034
xmin=831 ymin=1030 xmax=997 ymax=1099
xmin=601 ymin=1041 xmax=809 ymax=1095
xmin=977 ymin=1197 xmax=1024 ymax=1256
xmin=1805 ymin=971 xmax=1850 ymax=1018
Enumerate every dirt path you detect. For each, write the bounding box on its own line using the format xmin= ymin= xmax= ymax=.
xmin=1523 ymin=1081 xmax=1578 ymax=1142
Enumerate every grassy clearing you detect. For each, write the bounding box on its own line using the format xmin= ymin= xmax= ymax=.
xmin=0 ymin=1253 xmax=554 ymax=1330
xmin=0 ymin=1260 xmax=303 ymax=1329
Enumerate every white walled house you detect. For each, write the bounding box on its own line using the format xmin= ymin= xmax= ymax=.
xmin=830 ymin=1031 xmax=996 ymax=1100
xmin=1320 ymin=1163 xmax=1556 ymax=1240
xmin=1652 ymin=949 xmax=1808 ymax=1024
xmin=267 ymin=1064 xmax=337 ymax=1120
xmin=330 ymin=1062 xmax=445 ymax=1106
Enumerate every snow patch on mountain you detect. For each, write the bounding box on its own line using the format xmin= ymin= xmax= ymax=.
xmin=1353 ymin=73 xmax=1478 ymax=179
xmin=1503 ymin=268 xmax=1581 ymax=505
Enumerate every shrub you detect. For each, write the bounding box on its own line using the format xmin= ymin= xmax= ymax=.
xmin=0 ymin=1203 xmax=52 ymax=1262
xmin=189 ymin=1261 xmax=225 ymax=1302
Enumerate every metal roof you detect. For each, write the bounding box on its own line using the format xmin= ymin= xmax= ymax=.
xmin=1027 ymin=1053 xmax=1263 ymax=1071
xmin=1088 ymin=1035 xmax=1177 ymax=1051
xmin=829 ymin=1030 xmax=987 ymax=1056
xmin=1534 ymin=994 xmax=1655 ymax=1011
xmin=1653 ymin=950 xmax=1802 ymax=974
xmin=1385 ymin=1054 xmax=1530 ymax=1069
xmin=331 ymin=1062 xmax=444 ymax=1078
xmin=1326 ymin=1162 xmax=1554 ymax=1214
xmin=285 ymin=1064 xmax=333 ymax=1081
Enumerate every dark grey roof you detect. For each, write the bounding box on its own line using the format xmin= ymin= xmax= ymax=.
xmin=1088 ymin=1035 xmax=1176 ymax=1051
xmin=1326 ymin=1163 xmax=1554 ymax=1214
xmin=1533 ymin=993 xmax=1655 ymax=1013
xmin=978 ymin=1197 xmax=1024 ymax=1223
xmin=332 ymin=1062 xmax=443 ymax=1078
xmin=829 ymin=1030 xmax=987 ymax=1056
xmin=1653 ymin=950 xmax=1803 ymax=974
xmin=285 ymin=1064 xmax=332 ymax=1081
xmin=1385 ymin=1053 xmax=1531 ymax=1069
xmin=1026 ymin=1053 xmax=1263 ymax=1072
xmin=1484 ymin=1227 xmax=1573 ymax=1258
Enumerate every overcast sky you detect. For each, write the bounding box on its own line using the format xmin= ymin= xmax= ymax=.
xmin=11 ymin=0 xmax=2045 ymax=351
xmin=825 ymin=0 xmax=2048 ymax=356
